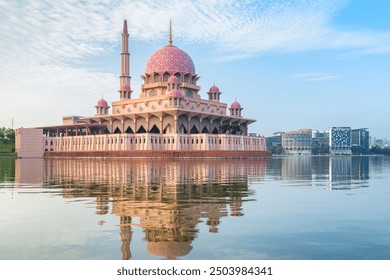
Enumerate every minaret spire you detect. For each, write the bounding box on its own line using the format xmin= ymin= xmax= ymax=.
xmin=119 ymin=19 xmax=132 ymax=99
xmin=168 ymin=19 xmax=173 ymax=45
xmin=123 ymin=19 xmax=128 ymax=33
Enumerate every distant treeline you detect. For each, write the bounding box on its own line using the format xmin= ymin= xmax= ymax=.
xmin=370 ymin=146 xmax=390 ymax=156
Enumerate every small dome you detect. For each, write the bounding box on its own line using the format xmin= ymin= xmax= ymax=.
xmin=209 ymin=85 xmax=220 ymax=93
xmin=120 ymin=84 xmax=131 ymax=91
xmin=230 ymin=101 xmax=241 ymax=109
xmin=167 ymin=75 xmax=180 ymax=84
xmin=169 ymin=89 xmax=183 ymax=98
xmin=97 ymin=98 xmax=108 ymax=107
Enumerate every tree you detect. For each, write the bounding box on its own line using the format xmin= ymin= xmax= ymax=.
xmin=0 ymin=127 xmax=15 ymax=144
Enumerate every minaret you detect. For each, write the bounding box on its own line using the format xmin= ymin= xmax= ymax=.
xmin=168 ymin=19 xmax=173 ymax=46
xmin=119 ymin=19 xmax=132 ymax=99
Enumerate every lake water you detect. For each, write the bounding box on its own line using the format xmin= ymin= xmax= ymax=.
xmin=0 ymin=156 xmax=389 ymax=260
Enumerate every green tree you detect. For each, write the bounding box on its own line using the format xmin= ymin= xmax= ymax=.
xmin=0 ymin=127 xmax=15 ymax=144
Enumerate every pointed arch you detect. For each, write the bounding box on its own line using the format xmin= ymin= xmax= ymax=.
xmin=103 ymin=127 xmax=110 ymax=134
xmin=190 ymin=125 xmax=199 ymax=134
xmin=179 ymin=124 xmax=187 ymax=134
xmin=163 ymin=124 xmax=172 ymax=134
xmin=149 ymin=90 xmax=157 ymax=97
xmin=137 ymin=125 xmax=146 ymax=133
xmin=125 ymin=126 xmax=134 ymax=133
xmin=154 ymin=73 xmax=160 ymax=83
xmin=163 ymin=72 xmax=170 ymax=82
xmin=212 ymin=127 xmax=218 ymax=134
xmin=201 ymin=126 xmax=209 ymax=133
xmin=114 ymin=127 xmax=121 ymax=134
xmin=174 ymin=72 xmax=181 ymax=81
xmin=149 ymin=124 xmax=160 ymax=134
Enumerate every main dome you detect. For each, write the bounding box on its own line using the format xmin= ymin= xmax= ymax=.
xmin=145 ymin=45 xmax=195 ymax=75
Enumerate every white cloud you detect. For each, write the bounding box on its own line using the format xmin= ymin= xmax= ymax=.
xmin=293 ymin=72 xmax=340 ymax=82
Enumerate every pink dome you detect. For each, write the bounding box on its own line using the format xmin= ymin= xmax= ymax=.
xmin=97 ymin=98 xmax=108 ymax=107
xmin=145 ymin=45 xmax=195 ymax=75
xmin=169 ymin=89 xmax=183 ymax=98
xmin=209 ymin=85 xmax=220 ymax=93
xmin=120 ymin=84 xmax=131 ymax=91
xmin=167 ymin=75 xmax=180 ymax=84
xmin=230 ymin=101 xmax=241 ymax=109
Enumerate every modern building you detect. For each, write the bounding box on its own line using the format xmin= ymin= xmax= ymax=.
xmin=281 ymin=129 xmax=312 ymax=155
xmin=15 ymin=20 xmax=268 ymax=158
xmin=329 ymin=127 xmax=352 ymax=155
xmin=351 ymin=128 xmax=369 ymax=154
xmin=266 ymin=131 xmax=282 ymax=153
xmin=312 ymin=130 xmax=329 ymax=154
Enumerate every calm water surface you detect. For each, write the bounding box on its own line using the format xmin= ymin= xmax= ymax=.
xmin=0 ymin=156 xmax=389 ymax=260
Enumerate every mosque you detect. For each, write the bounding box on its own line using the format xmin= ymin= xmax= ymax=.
xmin=15 ymin=20 xmax=268 ymax=158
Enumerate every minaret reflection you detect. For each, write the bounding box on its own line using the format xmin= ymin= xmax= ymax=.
xmin=120 ymin=216 xmax=133 ymax=260
xmin=30 ymin=158 xmax=267 ymax=259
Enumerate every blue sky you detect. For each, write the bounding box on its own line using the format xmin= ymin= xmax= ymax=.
xmin=0 ymin=0 xmax=389 ymax=138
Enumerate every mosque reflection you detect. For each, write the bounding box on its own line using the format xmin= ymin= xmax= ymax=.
xmin=15 ymin=158 xmax=268 ymax=259
xmin=13 ymin=156 xmax=369 ymax=259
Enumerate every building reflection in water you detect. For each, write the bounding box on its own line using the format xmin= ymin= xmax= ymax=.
xmin=15 ymin=158 xmax=267 ymax=260
xmin=13 ymin=156 xmax=370 ymax=259
xmin=274 ymin=156 xmax=369 ymax=189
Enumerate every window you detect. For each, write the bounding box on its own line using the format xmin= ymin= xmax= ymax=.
xmin=163 ymin=72 xmax=170 ymax=82
xmin=186 ymin=90 xmax=193 ymax=97
xmin=154 ymin=74 xmax=160 ymax=83
xmin=174 ymin=73 xmax=181 ymax=81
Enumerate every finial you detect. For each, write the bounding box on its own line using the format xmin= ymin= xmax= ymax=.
xmin=123 ymin=19 xmax=128 ymax=34
xmin=168 ymin=19 xmax=173 ymax=45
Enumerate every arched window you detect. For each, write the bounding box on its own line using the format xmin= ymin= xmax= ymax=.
xmin=137 ymin=126 xmax=146 ymax=133
xmin=186 ymin=90 xmax=193 ymax=98
xmin=163 ymin=124 xmax=172 ymax=134
xmin=184 ymin=74 xmax=189 ymax=83
xmin=154 ymin=73 xmax=160 ymax=83
xmin=163 ymin=72 xmax=170 ymax=82
xmin=179 ymin=124 xmax=187 ymax=134
xmin=149 ymin=90 xmax=157 ymax=97
xmin=149 ymin=125 xmax=160 ymax=134
xmin=190 ymin=125 xmax=199 ymax=134
xmin=174 ymin=73 xmax=181 ymax=81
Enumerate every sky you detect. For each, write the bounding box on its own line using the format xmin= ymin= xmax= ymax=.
xmin=0 ymin=0 xmax=389 ymax=138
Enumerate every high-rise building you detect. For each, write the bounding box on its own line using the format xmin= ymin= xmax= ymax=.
xmin=329 ymin=127 xmax=352 ymax=155
xmin=352 ymin=128 xmax=369 ymax=154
